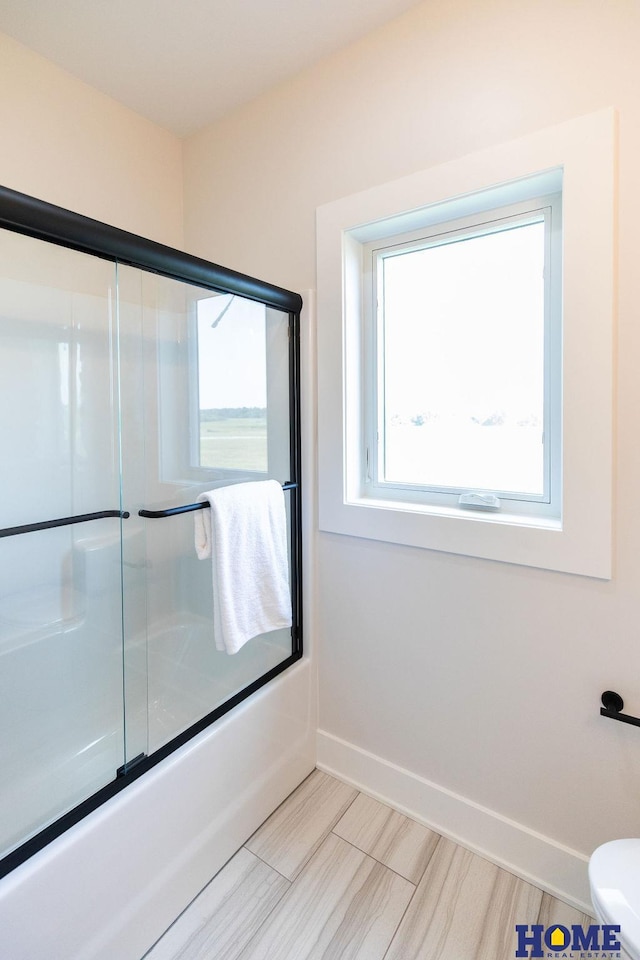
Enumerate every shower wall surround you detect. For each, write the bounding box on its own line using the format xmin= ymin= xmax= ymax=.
xmin=0 ymin=185 xmax=303 ymax=876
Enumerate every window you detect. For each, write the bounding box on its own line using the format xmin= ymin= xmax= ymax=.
xmin=316 ymin=109 xmax=615 ymax=578
xmin=364 ymin=195 xmax=561 ymax=519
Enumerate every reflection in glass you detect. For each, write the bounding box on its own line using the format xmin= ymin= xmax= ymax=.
xmin=196 ymin=295 xmax=268 ymax=473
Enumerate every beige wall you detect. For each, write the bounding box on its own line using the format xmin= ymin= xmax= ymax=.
xmin=184 ymin=0 xmax=640 ymax=869
xmin=0 ymin=31 xmax=183 ymax=246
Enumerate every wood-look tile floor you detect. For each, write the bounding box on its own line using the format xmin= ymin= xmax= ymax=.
xmin=144 ymin=770 xmax=593 ymax=960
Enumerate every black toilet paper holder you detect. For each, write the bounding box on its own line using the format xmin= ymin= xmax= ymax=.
xmin=600 ymin=690 xmax=640 ymax=728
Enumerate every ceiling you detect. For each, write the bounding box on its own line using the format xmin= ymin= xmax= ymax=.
xmin=0 ymin=0 xmax=422 ymax=137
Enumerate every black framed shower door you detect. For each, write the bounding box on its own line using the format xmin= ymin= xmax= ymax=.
xmin=0 ymin=185 xmax=302 ymax=878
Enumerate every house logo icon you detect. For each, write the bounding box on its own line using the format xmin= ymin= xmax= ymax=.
xmin=548 ymin=926 xmax=569 ymax=949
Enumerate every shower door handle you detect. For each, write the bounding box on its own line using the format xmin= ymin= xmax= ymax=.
xmin=0 ymin=509 xmax=130 ymax=539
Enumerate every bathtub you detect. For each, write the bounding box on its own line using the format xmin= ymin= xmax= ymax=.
xmin=0 ymin=651 xmax=315 ymax=960
xmin=0 ymin=510 xmax=315 ymax=960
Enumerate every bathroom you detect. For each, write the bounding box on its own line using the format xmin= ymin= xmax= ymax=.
xmin=0 ymin=0 xmax=639 ymax=957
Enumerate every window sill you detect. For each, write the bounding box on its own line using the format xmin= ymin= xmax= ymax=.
xmin=351 ymin=493 xmax=562 ymax=532
xmin=321 ymin=491 xmax=610 ymax=577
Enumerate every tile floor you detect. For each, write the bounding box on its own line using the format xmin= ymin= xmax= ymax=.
xmin=144 ymin=769 xmax=593 ymax=960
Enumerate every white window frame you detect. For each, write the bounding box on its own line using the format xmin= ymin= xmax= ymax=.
xmin=316 ymin=109 xmax=616 ymax=578
xmin=363 ymin=193 xmax=562 ymax=518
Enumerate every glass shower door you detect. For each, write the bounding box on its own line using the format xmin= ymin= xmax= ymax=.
xmin=0 ymin=231 xmax=126 ymax=859
xmin=0 ymin=182 xmax=302 ymax=876
xmin=118 ymin=268 xmax=296 ymax=755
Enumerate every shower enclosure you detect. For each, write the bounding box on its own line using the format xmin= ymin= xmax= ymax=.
xmin=0 ymin=186 xmax=302 ymax=877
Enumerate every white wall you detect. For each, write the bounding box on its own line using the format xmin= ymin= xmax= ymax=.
xmin=0 ymin=31 xmax=184 ymax=245
xmin=184 ymin=0 xmax=640 ymax=908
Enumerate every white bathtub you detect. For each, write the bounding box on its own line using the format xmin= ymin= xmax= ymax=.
xmin=0 ymin=652 xmax=315 ymax=960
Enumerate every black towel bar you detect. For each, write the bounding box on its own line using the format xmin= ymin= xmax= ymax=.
xmin=138 ymin=481 xmax=298 ymax=519
xmin=600 ymin=690 xmax=640 ymax=728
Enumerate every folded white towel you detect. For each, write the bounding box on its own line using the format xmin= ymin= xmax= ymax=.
xmin=194 ymin=480 xmax=292 ymax=655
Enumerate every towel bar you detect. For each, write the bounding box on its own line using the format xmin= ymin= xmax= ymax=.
xmin=138 ymin=481 xmax=298 ymax=519
xmin=600 ymin=690 xmax=640 ymax=728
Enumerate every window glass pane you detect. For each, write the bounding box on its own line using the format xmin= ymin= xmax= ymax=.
xmin=196 ymin=295 xmax=268 ymax=472
xmin=380 ymin=220 xmax=546 ymax=497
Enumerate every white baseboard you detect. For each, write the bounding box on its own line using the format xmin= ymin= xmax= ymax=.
xmin=317 ymin=729 xmax=593 ymax=914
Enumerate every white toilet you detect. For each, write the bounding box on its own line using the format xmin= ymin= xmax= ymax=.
xmin=589 ymin=839 xmax=640 ymax=959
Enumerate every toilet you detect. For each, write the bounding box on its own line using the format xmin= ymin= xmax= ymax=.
xmin=589 ymin=839 xmax=640 ymax=959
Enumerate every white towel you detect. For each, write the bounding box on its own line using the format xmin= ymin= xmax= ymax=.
xmin=194 ymin=480 xmax=292 ymax=655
